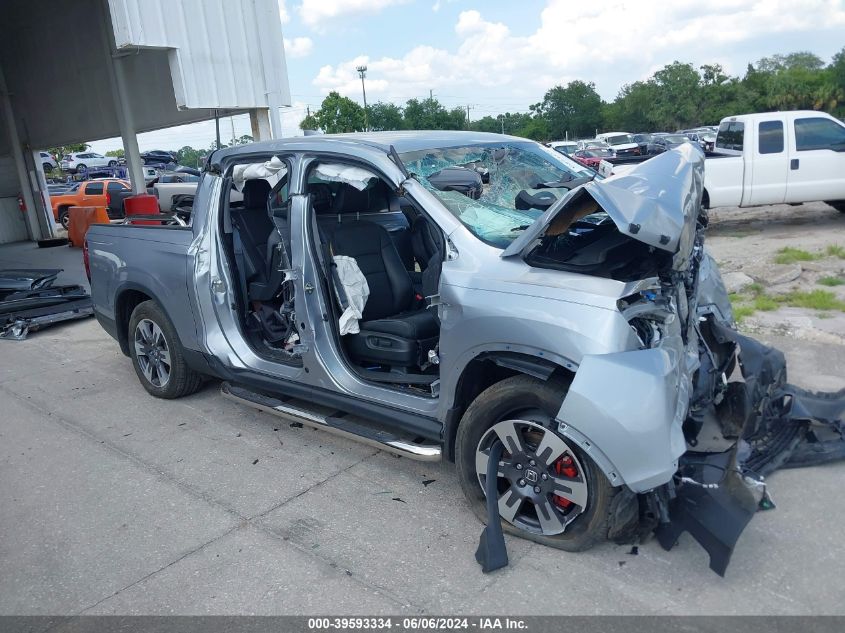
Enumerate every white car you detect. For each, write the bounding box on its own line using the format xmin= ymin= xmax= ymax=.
xmin=595 ymin=132 xmax=641 ymax=157
xmin=60 ymin=152 xmax=118 ymax=173
xmin=39 ymin=151 xmax=58 ymax=171
xmin=547 ymin=141 xmax=578 ymax=156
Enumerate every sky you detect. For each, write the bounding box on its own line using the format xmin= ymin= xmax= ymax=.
xmin=88 ymin=0 xmax=845 ymax=154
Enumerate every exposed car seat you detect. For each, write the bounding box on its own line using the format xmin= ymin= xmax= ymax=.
xmin=317 ymin=182 xmax=414 ymax=270
xmin=230 ymin=179 xmax=290 ymax=302
xmin=329 ymin=220 xmax=439 ymax=370
xmin=312 ymin=185 xmax=440 ymax=371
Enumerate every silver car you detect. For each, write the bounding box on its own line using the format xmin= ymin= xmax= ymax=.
xmin=87 ymin=132 xmax=792 ymax=572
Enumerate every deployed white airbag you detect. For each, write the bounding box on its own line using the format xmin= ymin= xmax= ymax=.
xmin=314 ymin=163 xmax=377 ymax=191
xmin=333 ymin=255 xmax=370 ymax=335
xmin=233 ymin=155 xmax=287 ymax=187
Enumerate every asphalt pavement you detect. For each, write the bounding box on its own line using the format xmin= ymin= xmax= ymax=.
xmin=1 ymin=242 xmax=845 ymax=615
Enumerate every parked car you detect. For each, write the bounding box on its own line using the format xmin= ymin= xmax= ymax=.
xmin=141 ymin=149 xmax=176 ymax=166
xmin=547 ymin=141 xmax=578 ymax=156
xmin=631 ymin=133 xmax=665 ymax=156
xmin=576 ymin=139 xmax=611 ymax=152
xmin=704 ymin=110 xmax=845 ymax=211
xmin=595 ymin=132 xmax=640 ymax=157
xmin=652 ymin=134 xmax=692 ymax=151
xmin=150 ymin=170 xmax=202 ymax=211
xmin=60 ymin=152 xmax=118 ymax=173
xmin=39 ymin=151 xmax=58 ymax=171
xmin=572 ymin=147 xmax=614 ymax=169
xmin=685 ymin=131 xmax=716 ymax=152
xmin=49 ymin=178 xmax=131 ymax=228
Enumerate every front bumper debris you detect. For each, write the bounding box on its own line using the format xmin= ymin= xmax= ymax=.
xmin=655 ymin=323 xmax=845 ymax=575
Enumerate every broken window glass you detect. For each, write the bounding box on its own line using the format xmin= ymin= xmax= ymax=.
xmin=400 ymin=142 xmax=595 ymax=248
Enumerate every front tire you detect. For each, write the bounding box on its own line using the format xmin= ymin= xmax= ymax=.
xmin=456 ymin=375 xmax=630 ymax=552
xmin=108 ymin=160 xmax=117 ymax=167
xmin=128 ymin=300 xmax=203 ymax=399
xmin=58 ymin=207 xmax=70 ymax=230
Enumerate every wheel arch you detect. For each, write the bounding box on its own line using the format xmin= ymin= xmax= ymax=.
xmin=443 ymin=349 xmax=576 ymax=462
xmin=114 ymin=283 xmax=165 ymax=356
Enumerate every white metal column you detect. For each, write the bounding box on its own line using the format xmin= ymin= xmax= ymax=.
xmin=99 ymin=3 xmax=145 ymax=194
xmin=110 ymin=55 xmax=146 ymax=193
xmin=0 ymin=64 xmax=43 ymax=241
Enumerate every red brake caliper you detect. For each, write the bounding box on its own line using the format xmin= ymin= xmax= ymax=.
xmin=552 ymin=455 xmax=578 ymax=509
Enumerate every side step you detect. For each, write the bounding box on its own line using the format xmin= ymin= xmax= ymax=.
xmin=220 ymin=382 xmax=442 ymax=462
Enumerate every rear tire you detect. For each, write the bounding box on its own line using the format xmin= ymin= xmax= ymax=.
xmin=76 ymin=163 xmax=87 ymax=172
xmin=826 ymin=201 xmax=845 ymax=213
xmin=108 ymin=160 xmax=117 ymax=167
xmin=58 ymin=207 xmax=70 ymax=230
xmin=456 ymin=374 xmax=632 ymax=552
xmin=128 ymin=300 xmax=204 ymax=399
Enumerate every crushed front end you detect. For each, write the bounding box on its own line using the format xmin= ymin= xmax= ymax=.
xmin=504 ymin=145 xmax=845 ymax=575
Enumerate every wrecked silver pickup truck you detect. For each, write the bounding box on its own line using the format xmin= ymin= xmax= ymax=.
xmin=85 ymin=133 xmax=845 ymax=575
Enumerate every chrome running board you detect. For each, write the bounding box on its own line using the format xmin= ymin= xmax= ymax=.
xmin=220 ymin=382 xmax=441 ymax=462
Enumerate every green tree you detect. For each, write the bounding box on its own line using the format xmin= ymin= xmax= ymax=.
xmin=531 ymin=80 xmax=604 ymax=139
xmin=176 ymin=146 xmax=205 ymax=167
xmin=300 ymin=91 xmax=365 ymax=133
xmin=403 ymin=97 xmax=465 ymax=129
xmin=105 ymin=149 xmax=125 ymax=158
xmin=650 ymin=62 xmax=702 ymax=130
xmin=368 ymin=102 xmax=405 ymax=131
xmin=49 ymin=143 xmax=88 ymax=160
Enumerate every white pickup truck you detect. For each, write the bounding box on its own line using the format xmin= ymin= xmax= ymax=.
xmin=703 ymin=110 xmax=845 ymax=212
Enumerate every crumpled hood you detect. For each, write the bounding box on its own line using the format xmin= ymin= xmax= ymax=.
xmin=501 ymin=144 xmax=704 ymax=265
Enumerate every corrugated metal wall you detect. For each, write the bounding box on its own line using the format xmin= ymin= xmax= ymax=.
xmin=107 ymin=0 xmax=290 ymax=111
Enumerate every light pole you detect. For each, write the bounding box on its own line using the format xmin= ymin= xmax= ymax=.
xmin=356 ymin=65 xmax=369 ymax=132
xmin=497 ymin=114 xmax=505 ymax=135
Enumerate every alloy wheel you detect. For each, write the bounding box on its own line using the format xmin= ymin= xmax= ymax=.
xmin=134 ymin=318 xmax=172 ymax=387
xmin=475 ymin=418 xmax=588 ymax=536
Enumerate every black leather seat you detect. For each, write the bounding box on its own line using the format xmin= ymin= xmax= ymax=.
xmin=329 ymin=219 xmax=439 ymax=370
xmin=231 ymin=179 xmax=291 ymax=302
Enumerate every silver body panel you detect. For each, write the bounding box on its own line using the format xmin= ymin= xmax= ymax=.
xmin=88 ymin=131 xmax=731 ymax=494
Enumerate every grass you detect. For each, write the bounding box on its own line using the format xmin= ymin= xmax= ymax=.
xmin=818 ymin=276 xmax=845 ymax=287
xmin=728 ymin=287 xmax=845 ymax=322
xmin=732 ymin=305 xmax=756 ymax=321
xmin=774 ymin=247 xmax=820 ymax=264
xmin=772 ymin=245 xmax=845 ymax=264
xmin=780 ymin=289 xmax=845 ymax=311
xmin=752 ymin=294 xmax=780 ymax=311
xmin=826 ymin=245 xmax=845 ymax=259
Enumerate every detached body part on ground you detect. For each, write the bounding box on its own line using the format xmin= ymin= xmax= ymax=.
xmin=84 ymin=132 xmax=845 ymax=576
xmin=0 ymin=269 xmax=93 ymax=340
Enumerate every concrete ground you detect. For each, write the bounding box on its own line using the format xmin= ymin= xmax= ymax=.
xmin=2 ymin=207 xmax=845 ymax=616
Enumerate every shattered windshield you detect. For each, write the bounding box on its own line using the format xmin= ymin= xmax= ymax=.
xmin=400 ymin=142 xmax=595 ymax=248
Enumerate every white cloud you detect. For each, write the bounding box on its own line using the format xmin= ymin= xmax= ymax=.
xmin=297 ymin=0 xmax=407 ymax=28
xmin=311 ymin=0 xmax=845 ymax=105
xmin=284 ymin=36 xmax=314 ymax=58
xmin=278 ymin=0 xmax=290 ymax=25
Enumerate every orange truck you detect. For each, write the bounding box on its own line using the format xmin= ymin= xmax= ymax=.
xmin=50 ymin=178 xmax=132 ymax=229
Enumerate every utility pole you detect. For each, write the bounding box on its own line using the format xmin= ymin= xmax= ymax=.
xmin=497 ymin=114 xmax=505 ymax=135
xmin=356 ymin=65 xmax=369 ymax=131
xmin=465 ymin=104 xmax=472 ymax=129
xmin=215 ymin=109 xmax=221 ymax=149
xmin=429 ymin=89 xmax=433 ymax=100
xmin=230 ymin=116 xmax=236 ymax=146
